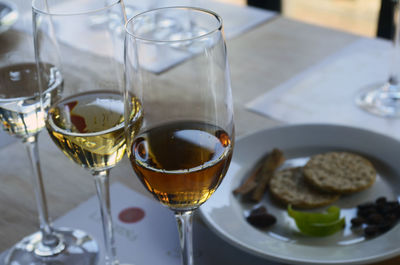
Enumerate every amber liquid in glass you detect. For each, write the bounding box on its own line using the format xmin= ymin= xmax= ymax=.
xmin=129 ymin=121 xmax=233 ymax=211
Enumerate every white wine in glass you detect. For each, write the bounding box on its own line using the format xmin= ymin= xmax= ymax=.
xmin=0 ymin=58 xmax=99 ymax=264
xmin=32 ymin=0 xmax=142 ymax=264
xmin=46 ymin=91 xmax=128 ymax=170
xmin=0 ymin=63 xmax=60 ymax=138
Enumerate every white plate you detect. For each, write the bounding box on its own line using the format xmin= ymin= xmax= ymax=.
xmin=200 ymin=124 xmax=400 ymax=265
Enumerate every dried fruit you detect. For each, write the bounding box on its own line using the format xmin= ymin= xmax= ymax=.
xmin=364 ymin=226 xmax=380 ymax=237
xmin=350 ymin=217 xmax=365 ymax=227
xmin=352 ymin=197 xmax=400 ymax=237
xmin=246 ymin=206 xmax=277 ymax=228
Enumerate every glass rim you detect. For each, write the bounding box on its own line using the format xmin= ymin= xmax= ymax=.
xmin=125 ymin=6 xmax=223 ymax=43
xmin=31 ymin=0 xmax=121 ymax=16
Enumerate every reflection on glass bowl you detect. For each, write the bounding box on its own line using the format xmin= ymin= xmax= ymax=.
xmin=0 ymin=0 xmax=18 ymax=35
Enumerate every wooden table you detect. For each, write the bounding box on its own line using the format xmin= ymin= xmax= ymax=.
xmin=0 ymin=5 xmax=398 ymax=264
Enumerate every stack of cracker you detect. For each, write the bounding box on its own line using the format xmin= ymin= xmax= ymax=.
xmin=270 ymin=152 xmax=376 ymax=208
xmin=234 ymin=150 xmax=377 ymax=209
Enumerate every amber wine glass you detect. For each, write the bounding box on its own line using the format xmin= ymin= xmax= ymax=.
xmin=32 ymin=1 xmax=141 ymax=264
xmin=124 ymin=7 xmax=234 ymax=265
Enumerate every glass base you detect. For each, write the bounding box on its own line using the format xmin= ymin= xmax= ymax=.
xmin=5 ymin=227 xmax=99 ymax=265
xmin=355 ymin=82 xmax=400 ymax=117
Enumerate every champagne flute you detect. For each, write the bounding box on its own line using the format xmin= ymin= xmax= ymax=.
xmin=1 ymin=22 xmax=98 ymax=265
xmin=32 ymin=0 xmax=141 ymax=264
xmin=124 ymin=7 xmax=234 ymax=265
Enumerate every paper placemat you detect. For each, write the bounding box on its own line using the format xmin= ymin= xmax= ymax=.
xmin=246 ymin=37 xmax=400 ymax=141
xmin=0 ymin=182 xmax=282 ymax=265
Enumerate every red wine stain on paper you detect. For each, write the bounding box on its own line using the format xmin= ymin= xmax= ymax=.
xmin=118 ymin=207 xmax=145 ymax=223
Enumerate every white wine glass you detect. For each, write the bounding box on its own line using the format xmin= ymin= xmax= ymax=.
xmin=356 ymin=0 xmax=400 ymax=117
xmin=1 ymin=16 xmax=98 ymax=265
xmin=32 ymin=0 xmax=140 ymax=264
xmin=124 ymin=7 xmax=234 ymax=265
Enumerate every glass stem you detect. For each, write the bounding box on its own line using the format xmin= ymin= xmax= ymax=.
xmin=388 ymin=0 xmax=400 ymax=87
xmin=25 ymin=135 xmax=63 ymax=252
xmin=174 ymin=211 xmax=194 ymax=265
xmin=93 ymin=170 xmax=118 ymax=265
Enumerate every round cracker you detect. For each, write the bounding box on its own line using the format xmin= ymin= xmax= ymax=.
xmin=269 ymin=167 xmax=340 ymax=209
xmin=303 ymin=152 xmax=376 ymax=194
